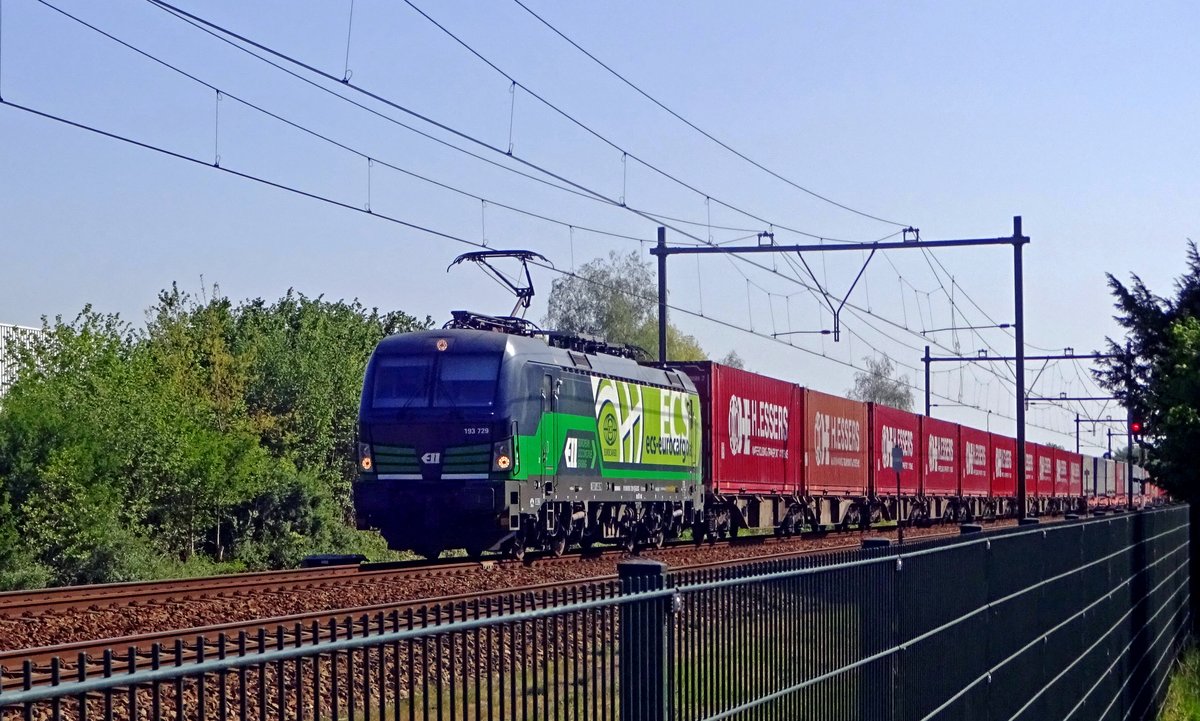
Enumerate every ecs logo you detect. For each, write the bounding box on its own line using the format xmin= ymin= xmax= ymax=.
xmin=420 ymin=452 xmax=441 ymax=465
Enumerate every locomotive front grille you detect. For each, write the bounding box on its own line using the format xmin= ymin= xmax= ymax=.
xmin=440 ymin=443 xmax=491 ymax=476
xmin=373 ymin=444 xmax=420 ymax=475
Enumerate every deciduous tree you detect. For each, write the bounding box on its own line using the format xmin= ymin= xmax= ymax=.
xmin=545 ymin=251 xmax=706 ymax=361
xmin=847 ymin=355 xmax=914 ymax=411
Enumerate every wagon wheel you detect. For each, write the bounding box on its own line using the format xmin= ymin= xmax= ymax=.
xmin=550 ymin=533 xmax=568 ymax=557
xmin=839 ymin=505 xmax=862 ymax=532
xmin=647 ymin=527 xmax=666 ymax=549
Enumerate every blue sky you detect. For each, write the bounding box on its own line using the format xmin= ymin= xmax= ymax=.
xmin=1 ymin=1 xmax=1196 ymax=452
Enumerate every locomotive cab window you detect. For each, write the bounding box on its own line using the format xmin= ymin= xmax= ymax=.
xmin=370 ymin=352 xmax=501 ymax=410
xmin=371 ymin=355 xmax=434 ymax=409
xmin=433 ymin=354 xmax=501 ymax=408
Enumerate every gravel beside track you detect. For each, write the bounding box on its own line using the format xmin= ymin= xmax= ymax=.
xmin=0 ymin=519 xmax=1022 ymax=665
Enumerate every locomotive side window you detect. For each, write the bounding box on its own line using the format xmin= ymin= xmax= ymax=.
xmin=372 ymin=355 xmax=434 ymax=409
xmin=433 ymin=355 xmax=501 ymax=408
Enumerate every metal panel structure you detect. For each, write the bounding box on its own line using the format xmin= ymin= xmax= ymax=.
xmin=1066 ymin=452 xmax=1084 ymax=497
xmin=1082 ymin=455 xmax=1096 ymax=497
xmin=989 ymin=432 xmax=1017 ymax=498
xmin=869 ymin=403 xmax=921 ymax=496
xmin=689 ymin=362 xmax=801 ymax=496
xmin=1099 ymin=458 xmax=1117 ymax=496
xmin=1024 ymin=444 xmax=1038 ymax=497
xmin=0 ymin=323 xmax=45 ymax=397
xmin=1 ymin=506 xmax=1190 ymax=721
xmin=1034 ymin=443 xmax=1055 ymax=498
xmin=801 ymin=388 xmax=868 ymax=496
xmin=1052 ymin=448 xmax=1071 ymax=497
xmin=958 ymin=425 xmax=990 ymax=497
xmin=921 ymin=416 xmax=959 ymax=496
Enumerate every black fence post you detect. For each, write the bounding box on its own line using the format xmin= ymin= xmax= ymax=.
xmin=619 ymin=559 xmax=669 ymax=721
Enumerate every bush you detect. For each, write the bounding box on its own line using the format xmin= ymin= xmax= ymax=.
xmin=0 ymin=289 xmax=425 ymax=588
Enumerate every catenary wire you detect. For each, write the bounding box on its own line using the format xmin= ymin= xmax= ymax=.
xmin=144 ymin=0 xmax=1079 ymax=403
xmin=16 ymin=1 xmax=1099 ymax=443
xmin=31 ymin=0 xmax=700 ymax=247
xmin=507 ymin=0 xmax=911 ymax=228
xmin=150 ymin=0 xmax=900 ymax=246
xmin=0 ymin=96 xmax=1087 ymax=444
xmin=37 ymin=0 xmax=1019 ymax=389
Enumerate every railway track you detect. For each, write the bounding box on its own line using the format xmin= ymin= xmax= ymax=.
xmin=0 ymin=556 xmax=498 ymax=619
xmin=0 ymin=523 xmax=977 ymax=689
xmin=0 ymin=522 xmax=957 ymax=621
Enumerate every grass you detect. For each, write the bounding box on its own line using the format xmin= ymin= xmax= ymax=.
xmin=1160 ymin=646 xmax=1200 ymax=720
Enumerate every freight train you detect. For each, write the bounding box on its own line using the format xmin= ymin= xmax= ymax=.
xmin=352 ymin=318 xmax=1160 ymax=558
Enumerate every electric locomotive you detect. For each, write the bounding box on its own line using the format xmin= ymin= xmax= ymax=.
xmin=353 ymin=313 xmax=704 ymax=559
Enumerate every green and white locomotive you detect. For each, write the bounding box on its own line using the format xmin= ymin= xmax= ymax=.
xmin=353 ymin=314 xmax=703 ymax=558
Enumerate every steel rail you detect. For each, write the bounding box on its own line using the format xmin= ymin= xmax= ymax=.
xmin=0 ymin=526 xmax=969 ymax=685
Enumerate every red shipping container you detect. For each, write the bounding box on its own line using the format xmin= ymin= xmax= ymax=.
xmin=1115 ymin=462 xmax=1127 ymax=497
xmin=959 ymin=425 xmax=991 ymax=497
xmin=1035 ymin=443 xmax=1055 ymax=497
xmin=1052 ymin=448 xmax=1070 ymax=497
xmin=803 ymin=389 xmax=868 ymax=496
xmin=921 ymin=417 xmax=960 ymax=496
xmin=1024 ymin=445 xmax=1038 ymax=497
xmin=669 ymin=362 xmax=801 ymax=496
xmin=990 ymin=433 xmax=1016 ymax=497
xmin=869 ymin=403 xmax=921 ymax=496
xmin=1057 ymin=449 xmax=1083 ymax=496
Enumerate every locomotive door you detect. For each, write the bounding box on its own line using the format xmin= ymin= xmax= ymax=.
xmin=539 ymin=372 xmax=559 ymax=488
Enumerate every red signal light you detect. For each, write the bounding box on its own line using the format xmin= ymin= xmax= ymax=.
xmin=1130 ymin=421 xmax=1143 ymax=434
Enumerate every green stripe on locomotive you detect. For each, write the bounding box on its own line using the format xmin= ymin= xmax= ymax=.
xmin=510 ymin=375 xmax=701 ymax=484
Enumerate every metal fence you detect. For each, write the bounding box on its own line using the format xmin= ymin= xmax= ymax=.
xmin=0 ymin=323 xmax=45 ymax=397
xmin=0 ymin=506 xmax=1190 ymax=721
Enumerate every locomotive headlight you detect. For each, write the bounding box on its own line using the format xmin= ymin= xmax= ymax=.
xmin=358 ymin=442 xmax=374 ymax=472
xmin=492 ymin=439 xmax=515 ymax=473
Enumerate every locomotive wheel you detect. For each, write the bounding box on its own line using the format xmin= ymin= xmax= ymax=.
xmin=619 ymin=508 xmax=638 ymax=553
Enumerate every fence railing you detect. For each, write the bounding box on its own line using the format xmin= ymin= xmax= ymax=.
xmin=0 ymin=505 xmax=1190 ymax=721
